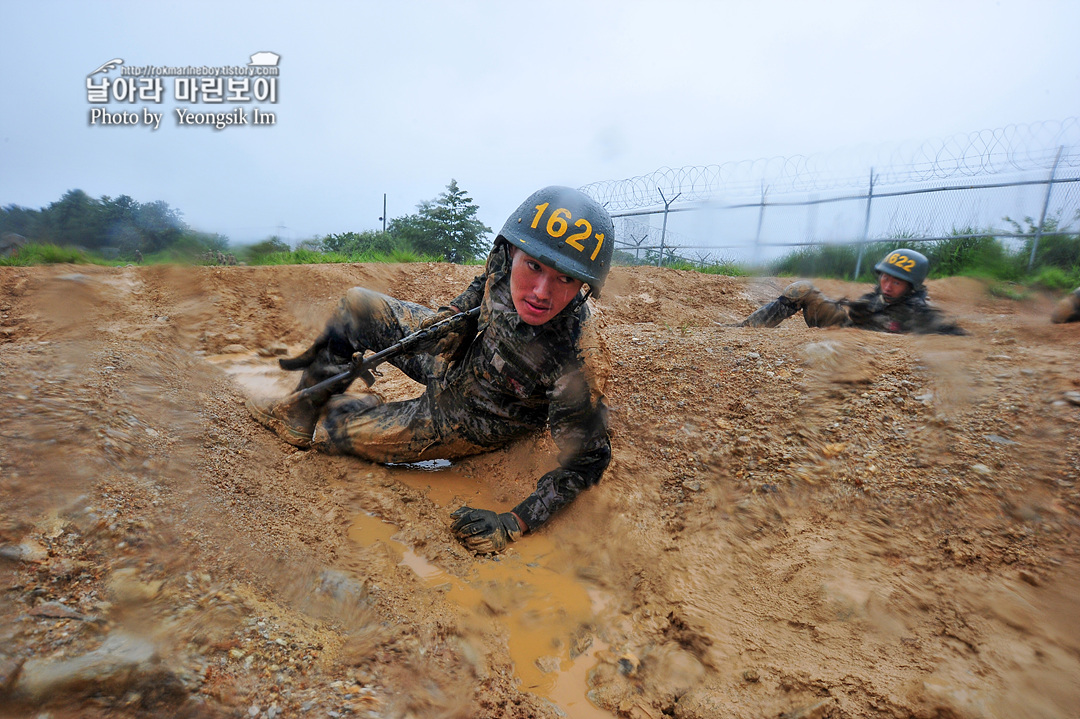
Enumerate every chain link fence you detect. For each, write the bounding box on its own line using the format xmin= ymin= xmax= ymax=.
xmin=580 ymin=119 xmax=1080 ymax=270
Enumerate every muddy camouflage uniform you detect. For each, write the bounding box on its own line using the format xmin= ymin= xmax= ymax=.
xmin=309 ymin=245 xmax=610 ymax=531
xmin=1050 ymin=287 xmax=1080 ymax=324
xmin=739 ymin=280 xmax=966 ymax=335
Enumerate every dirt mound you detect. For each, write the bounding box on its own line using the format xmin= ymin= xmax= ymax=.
xmin=1 ymin=263 xmax=1078 ymax=718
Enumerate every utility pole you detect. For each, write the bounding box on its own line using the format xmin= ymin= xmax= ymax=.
xmin=378 ymin=193 xmax=387 ymax=233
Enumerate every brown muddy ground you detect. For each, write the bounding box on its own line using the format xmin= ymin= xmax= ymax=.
xmin=1 ymin=262 xmax=1078 ymax=719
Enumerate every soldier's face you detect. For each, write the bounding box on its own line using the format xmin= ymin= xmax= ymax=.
xmin=879 ymin=273 xmax=912 ymax=301
xmin=508 ymin=247 xmax=584 ymax=325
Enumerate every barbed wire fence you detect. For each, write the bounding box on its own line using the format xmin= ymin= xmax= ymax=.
xmin=580 ymin=118 xmax=1080 ymax=273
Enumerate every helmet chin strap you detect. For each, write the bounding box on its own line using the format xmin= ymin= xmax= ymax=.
xmin=568 ymin=287 xmax=593 ymax=313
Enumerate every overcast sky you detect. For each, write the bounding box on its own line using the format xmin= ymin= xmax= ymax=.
xmin=2 ymin=0 xmax=1078 ymax=248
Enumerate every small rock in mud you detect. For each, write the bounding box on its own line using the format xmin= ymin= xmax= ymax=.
xmin=782 ymin=698 xmax=836 ymax=719
xmin=674 ymin=689 xmax=729 ymax=719
xmin=1019 ymin=569 xmax=1040 ymax=586
xmin=535 ymin=655 xmax=561 ymax=674
xmin=12 ymin=632 xmax=179 ymax=703
xmin=569 ymin=627 xmax=594 ymax=658
xmin=317 ymin=569 xmax=368 ymax=602
xmin=0 ymin=542 xmax=47 ymax=564
xmin=258 ymin=344 xmax=289 ymax=357
xmin=105 ymin=567 xmax=163 ymax=605
xmin=29 ymin=601 xmax=86 ymax=620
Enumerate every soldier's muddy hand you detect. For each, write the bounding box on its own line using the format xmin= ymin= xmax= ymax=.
xmin=418 ymin=306 xmax=461 ymax=330
xmin=844 ymin=299 xmax=873 ymax=324
xmin=450 ymin=506 xmax=524 ymax=554
xmin=416 ymin=305 xmax=471 ymax=359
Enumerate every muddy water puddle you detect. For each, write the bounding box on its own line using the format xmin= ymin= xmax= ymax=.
xmin=205 ymin=352 xmax=295 ymax=398
xmin=350 ymin=465 xmax=615 ymax=718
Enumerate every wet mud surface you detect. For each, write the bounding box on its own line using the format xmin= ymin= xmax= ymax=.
xmin=1 ymin=263 xmax=1079 ymax=718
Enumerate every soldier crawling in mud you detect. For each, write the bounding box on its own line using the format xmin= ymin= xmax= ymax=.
xmin=738 ymin=248 xmax=966 ymax=335
xmin=1050 ymin=287 xmax=1080 ymax=324
xmin=248 ymin=187 xmax=612 ymax=555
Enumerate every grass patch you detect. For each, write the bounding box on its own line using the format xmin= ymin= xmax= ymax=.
xmin=243 ymin=247 xmax=444 ymax=266
xmin=1030 ymin=265 xmax=1080 ymax=292
xmin=987 ymin=281 xmax=1031 ymax=301
xmin=0 ymin=243 xmax=96 ymax=266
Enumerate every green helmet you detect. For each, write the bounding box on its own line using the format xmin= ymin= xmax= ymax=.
xmin=875 ymin=248 xmax=929 ymax=289
xmin=497 ymin=186 xmax=615 ymax=297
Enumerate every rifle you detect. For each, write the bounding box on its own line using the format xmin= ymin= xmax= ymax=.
xmin=287 ymin=306 xmax=480 ymax=407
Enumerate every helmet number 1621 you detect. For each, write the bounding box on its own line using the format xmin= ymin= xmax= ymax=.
xmin=531 ymin=203 xmax=606 ymax=261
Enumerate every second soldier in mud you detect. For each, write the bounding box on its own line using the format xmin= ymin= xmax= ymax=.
xmin=738 ymin=248 xmax=966 ymax=335
xmin=248 ymin=186 xmax=613 ymax=554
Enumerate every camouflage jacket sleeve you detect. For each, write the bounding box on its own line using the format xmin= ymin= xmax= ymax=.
xmin=511 ymin=314 xmax=611 ymax=532
xmin=852 ymin=289 xmax=967 ymax=335
xmin=446 ymin=247 xmax=504 ymax=312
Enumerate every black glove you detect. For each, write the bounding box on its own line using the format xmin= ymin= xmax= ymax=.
xmin=450 ymin=506 xmax=523 ymax=554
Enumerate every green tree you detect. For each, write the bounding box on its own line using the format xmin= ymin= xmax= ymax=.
xmin=295 ymin=237 xmax=324 ymax=252
xmin=135 ymin=200 xmax=185 ymax=253
xmin=389 ymin=180 xmax=491 ymax=263
xmin=100 ymin=194 xmax=141 ymax=255
xmin=321 ymin=229 xmax=403 ymax=255
xmin=1 ymin=191 xmax=227 ymax=262
xmin=386 ymin=202 xmax=437 ymax=254
xmin=46 ymin=189 xmax=104 ymax=248
xmin=0 ymin=204 xmax=43 ymax=238
xmin=190 ymin=231 xmax=231 ymax=253
xmin=244 ymin=235 xmax=291 ymax=262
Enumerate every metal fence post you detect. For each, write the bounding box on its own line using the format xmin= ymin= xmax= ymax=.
xmin=805 ymin=192 xmax=818 ymax=247
xmin=1028 ymin=145 xmax=1065 ymax=272
xmin=656 ymin=187 xmax=681 ymax=267
xmin=754 ymin=182 xmax=767 ymax=267
xmin=853 ymin=168 xmax=875 ymax=279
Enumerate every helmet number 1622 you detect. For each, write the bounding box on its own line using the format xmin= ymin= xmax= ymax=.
xmin=531 ymin=203 xmax=606 ymax=261
xmin=887 ymin=253 xmax=916 ymax=271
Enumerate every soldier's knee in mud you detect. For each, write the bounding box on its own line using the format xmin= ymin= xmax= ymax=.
xmin=342 ymin=287 xmax=391 ymax=318
xmin=326 ymin=287 xmax=408 ymax=352
xmin=311 ymin=393 xmax=384 ymax=454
